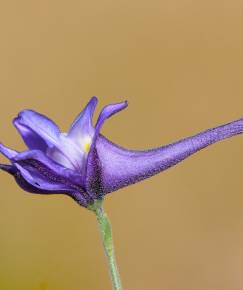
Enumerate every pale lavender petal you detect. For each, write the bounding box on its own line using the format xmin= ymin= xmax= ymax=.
xmin=87 ymin=118 xmax=243 ymax=195
xmin=13 ymin=119 xmax=48 ymax=151
xmin=14 ymin=109 xmax=60 ymax=148
xmin=15 ymin=110 xmax=85 ymax=171
xmin=45 ymin=134 xmax=86 ymax=172
xmin=0 ymin=143 xmax=18 ymax=159
xmin=68 ymin=96 xmax=97 ymax=143
xmin=95 ymin=101 xmax=128 ymax=139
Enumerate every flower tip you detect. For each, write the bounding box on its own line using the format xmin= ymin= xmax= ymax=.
xmin=89 ymin=96 xmax=98 ymax=107
xmin=12 ymin=112 xmax=27 ymax=129
xmin=12 ymin=116 xmax=19 ymax=126
xmin=115 ymin=100 xmax=128 ymax=113
xmin=91 ymin=96 xmax=98 ymax=102
xmin=15 ymin=110 xmax=26 ymax=118
xmin=113 ymin=99 xmax=128 ymax=111
xmin=0 ymin=164 xmax=15 ymax=174
xmin=13 ymin=110 xmax=30 ymax=124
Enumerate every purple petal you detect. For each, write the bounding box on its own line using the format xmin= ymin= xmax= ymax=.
xmin=0 ymin=164 xmax=15 ymax=174
xmin=15 ymin=163 xmax=73 ymax=192
xmin=0 ymin=143 xmax=18 ymax=159
xmin=12 ymin=149 xmax=83 ymax=186
xmin=87 ymin=118 xmax=243 ymax=195
xmin=45 ymin=134 xmax=87 ymax=172
xmin=13 ymin=163 xmax=89 ymax=206
xmin=13 ymin=119 xmax=48 ymax=151
xmin=95 ymin=101 xmax=128 ymax=139
xmin=15 ymin=110 xmax=85 ymax=171
xmin=68 ymin=96 xmax=97 ymax=143
xmin=14 ymin=170 xmax=52 ymax=194
xmin=14 ymin=109 xmax=60 ymax=148
xmin=0 ymin=147 xmax=89 ymax=206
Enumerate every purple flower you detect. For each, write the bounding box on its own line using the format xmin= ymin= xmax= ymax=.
xmin=0 ymin=97 xmax=243 ymax=207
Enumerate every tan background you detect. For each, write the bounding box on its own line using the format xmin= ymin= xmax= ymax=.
xmin=0 ymin=0 xmax=243 ymax=289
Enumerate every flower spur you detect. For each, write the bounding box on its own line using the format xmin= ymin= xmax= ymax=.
xmin=1 ymin=96 xmax=243 ymax=290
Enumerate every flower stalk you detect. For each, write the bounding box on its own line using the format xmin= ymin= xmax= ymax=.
xmin=89 ymin=200 xmax=122 ymax=290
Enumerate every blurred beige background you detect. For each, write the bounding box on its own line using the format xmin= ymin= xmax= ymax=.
xmin=0 ymin=0 xmax=243 ymax=289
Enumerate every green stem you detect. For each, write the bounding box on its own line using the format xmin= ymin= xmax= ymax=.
xmin=89 ymin=200 xmax=123 ymax=290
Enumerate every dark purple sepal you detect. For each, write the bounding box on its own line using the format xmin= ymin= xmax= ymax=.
xmin=0 ymin=144 xmax=89 ymax=206
xmin=0 ymin=164 xmax=16 ymax=174
xmin=12 ymin=149 xmax=83 ymax=186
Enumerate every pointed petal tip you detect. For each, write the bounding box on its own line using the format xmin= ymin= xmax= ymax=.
xmin=68 ymin=96 xmax=99 ymax=139
xmin=14 ymin=109 xmax=36 ymax=120
xmin=0 ymin=143 xmax=18 ymax=159
xmin=14 ymin=109 xmax=59 ymax=129
xmin=12 ymin=114 xmax=25 ymax=129
xmin=115 ymin=99 xmax=128 ymax=110
xmin=87 ymin=96 xmax=98 ymax=114
xmin=84 ymin=96 xmax=98 ymax=112
xmin=95 ymin=99 xmax=128 ymax=130
xmin=90 ymin=96 xmax=98 ymax=105
xmin=12 ymin=110 xmax=60 ymax=150
xmin=0 ymin=164 xmax=15 ymax=174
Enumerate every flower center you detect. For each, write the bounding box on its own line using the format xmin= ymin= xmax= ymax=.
xmin=82 ymin=136 xmax=92 ymax=154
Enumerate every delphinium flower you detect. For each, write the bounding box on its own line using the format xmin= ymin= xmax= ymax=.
xmin=1 ymin=96 xmax=243 ymax=290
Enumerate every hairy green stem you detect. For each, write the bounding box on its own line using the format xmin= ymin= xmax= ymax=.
xmin=89 ymin=200 xmax=123 ymax=290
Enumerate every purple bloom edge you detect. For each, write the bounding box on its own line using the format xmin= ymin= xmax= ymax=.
xmin=1 ymin=97 xmax=243 ymax=207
